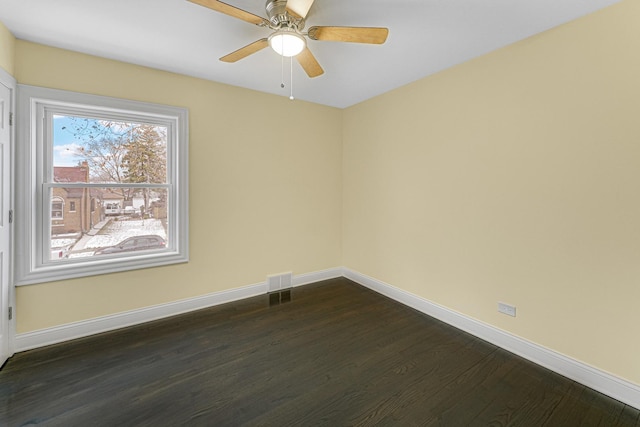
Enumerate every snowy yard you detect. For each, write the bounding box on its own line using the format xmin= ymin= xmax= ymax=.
xmin=51 ymin=237 xmax=78 ymax=249
xmin=83 ymin=218 xmax=166 ymax=249
xmin=55 ymin=218 xmax=167 ymax=259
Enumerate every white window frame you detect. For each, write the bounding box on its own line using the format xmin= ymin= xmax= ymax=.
xmin=15 ymin=85 xmax=189 ymax=285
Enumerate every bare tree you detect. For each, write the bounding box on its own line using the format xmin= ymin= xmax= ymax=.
xmin=63 ymin=118 xmax=167 ymax=204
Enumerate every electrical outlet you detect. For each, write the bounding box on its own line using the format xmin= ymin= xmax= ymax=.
xmin=498 ymin=302 xmax=516 ymax=317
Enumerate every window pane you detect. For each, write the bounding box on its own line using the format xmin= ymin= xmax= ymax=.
xmin=53 ymin=115 xmax=168 ymax=184
xmin=51 ymin=197 xmax=64 ymax=220
xmin=48 ymin=186 xmax=169 ymax=261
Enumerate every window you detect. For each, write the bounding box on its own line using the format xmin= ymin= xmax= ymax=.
xmin=16 ymin=85 xmax=189 ymax=285
xmin=52 ymin=197 xmax=64 ymax=219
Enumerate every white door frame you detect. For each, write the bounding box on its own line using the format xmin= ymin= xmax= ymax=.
xmin=0 ymin=66 xmax=15 ymax=364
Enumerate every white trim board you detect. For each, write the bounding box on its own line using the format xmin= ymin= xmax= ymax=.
xmin=293 ymin=267 xmax=342 ymax=287
xmin=13 ymin=266 xmax=639 ymax=409
xmin=14 ymin=267 xmax=343 ymax=352
xmin=0 ymin=68 xmax=16 ymax=361
xmin=343 ymin=268 xmax=640 ymax=410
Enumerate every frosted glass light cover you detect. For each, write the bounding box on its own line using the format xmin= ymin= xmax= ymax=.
xmin=269 ymin=32 xmax=305 ymax=57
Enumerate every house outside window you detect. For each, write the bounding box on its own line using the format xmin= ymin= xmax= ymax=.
xmin=51 ymin=162 xmax=92 ymax=235
xmin=16 ymin=85 xmax=189 ymax=285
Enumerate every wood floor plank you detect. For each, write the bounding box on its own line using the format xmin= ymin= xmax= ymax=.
xmin=616 ymin=405 xmax=640 ymax=426
xmin=545 ymin=381 xmax=631 ymax=427
xmin=0 ymin=278 xmax=635 ymax=426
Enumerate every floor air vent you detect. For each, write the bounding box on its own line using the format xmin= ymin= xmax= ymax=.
xmin=268 ymin=272 xmax=292 ymax=306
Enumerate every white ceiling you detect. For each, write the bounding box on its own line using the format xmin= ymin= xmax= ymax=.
xmin=0 ymin=0 xmax=621 ymax=108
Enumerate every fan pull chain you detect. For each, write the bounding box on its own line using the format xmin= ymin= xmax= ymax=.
xmin=280 ymin=47 xmax=285 ymax=89
xmin=289 ymin=55 xmax=294 ymax=100
xmin=277 ymin=36 xmax=294 ymax=101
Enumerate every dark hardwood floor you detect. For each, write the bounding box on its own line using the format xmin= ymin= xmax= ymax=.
xmin=1 ymin=278 xmax=638 ymax=426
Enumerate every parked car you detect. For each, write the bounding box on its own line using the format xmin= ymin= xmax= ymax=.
xmin=94 ymin=235 xmax=166 ymax=255
xmin=104 ymin=202 xmax=122 ymax=216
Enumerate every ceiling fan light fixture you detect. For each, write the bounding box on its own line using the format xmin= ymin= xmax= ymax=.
xmin=269 ymin=29 xmax=306 ymax=57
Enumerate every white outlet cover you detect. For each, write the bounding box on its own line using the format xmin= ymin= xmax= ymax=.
xmin=498 ymin=302 xmax=517 ymax=317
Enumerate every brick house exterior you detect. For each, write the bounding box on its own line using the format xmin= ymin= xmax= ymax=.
xmin=52 ymin=162 xmax=102 ymax=235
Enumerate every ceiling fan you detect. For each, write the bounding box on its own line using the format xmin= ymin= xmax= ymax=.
xmin=188 ymin=0 xmax=389 ymax=78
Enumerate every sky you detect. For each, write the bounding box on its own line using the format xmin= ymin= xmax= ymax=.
xmin=53 ymin=115 xmax=87 ymax=167
xmin=52 ymin=115 xmax=168 ymax=168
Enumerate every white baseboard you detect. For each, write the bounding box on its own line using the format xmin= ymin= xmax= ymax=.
xmin=343 ymin=268 xmax=640 ymax=410
xmin=15 ymin=267 xmax=343 ymax=353
xmin=293 ymin=267 xmax=343 ymax=287
xmin=13 ymin=266 xmax=639 ymax=409
xmin=14 ymin=281 xmax=267 ymax=352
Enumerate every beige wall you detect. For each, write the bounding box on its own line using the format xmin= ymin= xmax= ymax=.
xmin=0 ymin=20 xmax=15 ymax=75
xmin=343 ymin=0 xmax=640 ymax=384
xmin=7 ymin=0 xmax=640 ymax=388
xmin=14 ymin=41 xmax=343 ymax=333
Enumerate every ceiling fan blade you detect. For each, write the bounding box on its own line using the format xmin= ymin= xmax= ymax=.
xmin=296 ymin=47 xmax=324 ymax=78
xmin=308 ymin=26 xmax=389 ymax=44
xmin=286 ymin=0 xmax=315 ymax=19
xmin=188 ymin=0 xmax=267 ymax=26
xmin=220 ymin=38 xmax=269 ymax=63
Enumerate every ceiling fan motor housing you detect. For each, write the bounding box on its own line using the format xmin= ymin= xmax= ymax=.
xmin=266 ymin=0 xmax=300 ymax=28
